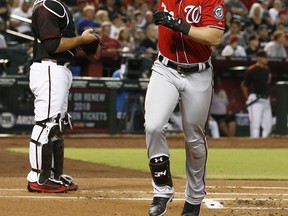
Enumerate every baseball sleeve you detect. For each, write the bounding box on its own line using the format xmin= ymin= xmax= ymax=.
xmin=201 ymin=0 xmax=226 ymax=30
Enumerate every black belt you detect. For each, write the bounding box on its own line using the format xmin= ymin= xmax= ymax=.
xmin=35 ymin=59 xmax=70 ymax=66
xmin=158 ymin=54 xmax=210 ymax=74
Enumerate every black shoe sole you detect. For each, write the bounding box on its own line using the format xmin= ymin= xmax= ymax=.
xmin=148 ymin=196 xmax=174 ymax=216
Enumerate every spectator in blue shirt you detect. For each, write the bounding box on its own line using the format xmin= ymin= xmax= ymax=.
xmin=77 ymin=5 xmax=100 ymax=35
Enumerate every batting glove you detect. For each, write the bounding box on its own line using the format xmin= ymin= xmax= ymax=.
xmin=153 ymin=11 xmax=191 ymax=35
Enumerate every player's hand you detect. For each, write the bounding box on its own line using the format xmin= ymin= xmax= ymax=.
xmin=153 ymin=11 xmax=190 ymax=35
xmin=81 ymin=28 xmax=100 ymax=44
xmin=80 ymin=28 xmax=102 ymax=60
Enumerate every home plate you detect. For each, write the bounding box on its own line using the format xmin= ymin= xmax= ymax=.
xmin=203 ymin=199 xmax=224 ymax=209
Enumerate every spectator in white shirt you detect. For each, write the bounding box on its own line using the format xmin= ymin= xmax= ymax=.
xmin=110 ymin=13 xmax=125 ymax=39
xmin=268 ymin=0 xmax=284 ymax=25
xmin=221 ymin=35 xmax=247 ymax=57
xmin=264 ymin=30 xmax=287 ymax=58
xmin=210 ymin=77 xmax=236 ymax=137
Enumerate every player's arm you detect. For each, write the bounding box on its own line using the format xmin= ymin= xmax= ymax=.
xmin=153 ymin=11 xmax=223 ymax=47
xmin=42 ymin=29 xmax=98 ymax=54
xmin=38 ymin=2 xmax=97 ymax=54
xmin=186 ymin=27 xmax=223 ymax=47
xmin=55 ymin=29 xmax=98 ymax=53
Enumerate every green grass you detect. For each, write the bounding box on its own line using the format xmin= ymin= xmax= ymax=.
xmin=9 ymin=148 xmax=288 ymax=180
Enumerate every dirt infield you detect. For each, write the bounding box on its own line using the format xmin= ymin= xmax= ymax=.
xmin=1 ymin=135 xmax=288 ymax=216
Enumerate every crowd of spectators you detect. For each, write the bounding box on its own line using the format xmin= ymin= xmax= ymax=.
xmin=220 ymin=0 xmax=288 ymax=58
xmin=0 ymin=0 xmax=287 ymax=76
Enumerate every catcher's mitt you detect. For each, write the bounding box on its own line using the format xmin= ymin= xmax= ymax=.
xmin=80 ymin=30 xmax=102 ymax=57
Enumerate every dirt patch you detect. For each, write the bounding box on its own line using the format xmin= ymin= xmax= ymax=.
xmin=1 ymin=135 xmax=288 ymax=216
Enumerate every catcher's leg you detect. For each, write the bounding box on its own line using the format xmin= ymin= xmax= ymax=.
xmin=52 ymin=113 xmax=78 ymax=191
xmin=52 ymin=136 xmax=78 ymax=191
xmin=27 ymin=115 xmax=67 ymax=193
xmin=52 ymin=136 xmax=64 ymax=180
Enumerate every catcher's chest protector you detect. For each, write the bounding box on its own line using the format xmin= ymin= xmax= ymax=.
xmin=42 ymin=0 xmax=75 ymax=37
xmin=32 ymin=0 xmax=77 ymax=60
xmin=32 ymin=0 xmax=75 ymax=37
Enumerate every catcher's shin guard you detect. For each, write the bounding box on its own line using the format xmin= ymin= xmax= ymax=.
xmin=52 ymin=137 xmax=64 ymax=180
xmin=149 ymin=156 xmax=173 ymax=187
xmin=52 ymin=112 xmax=72 ymax=179
xmin=38 ymin=141 xmax=53 ymax=184
xmin=29 ymin=115 xmax=61 ymax=184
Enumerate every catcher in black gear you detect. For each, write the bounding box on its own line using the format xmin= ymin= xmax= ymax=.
xmin=27 ymin=0 xmax=100 ymax=193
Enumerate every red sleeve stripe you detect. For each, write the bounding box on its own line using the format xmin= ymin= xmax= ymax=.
xmin=41 ymin=34 xmax=61 ymax=40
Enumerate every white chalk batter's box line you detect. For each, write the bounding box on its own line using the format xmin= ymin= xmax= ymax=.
xmin=0 ymin=195 xmax=288 ymax=211
xmin=1 ymin=187 xmax=288 ymax=211
xmin=206 ymin=185 xmax=288 ymax=190
xmin=1 ymin=195 xmax=287 ymax=201
xmin=2 ymin=185 xmax=288 ymax=192
xmin=2 ymin=188 xmax=288 ymax=197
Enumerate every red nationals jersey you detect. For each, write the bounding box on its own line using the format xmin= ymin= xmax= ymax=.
xmin=158 ymin=0 xmax=225 ymax=63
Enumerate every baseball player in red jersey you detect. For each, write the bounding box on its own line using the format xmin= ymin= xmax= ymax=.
xmin=26 ymin=0 xmax=99 ymax=193
xmin=145 ymin=0 xmax=225 ymax=215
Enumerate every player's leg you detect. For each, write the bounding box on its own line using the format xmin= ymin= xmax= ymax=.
xmin=27 ymin=63 xmax=67 ymax=192
xmin=52 ymin=135 xmax=64 ymax=180
xmin=51 ymin=71 xmax=70 ymax=180
xmin=169 ymin=109 xmax=183 ymax=131
xmin=247 ymin=94 xmax=262 ymax=138
xmin=50 ymin=66 xmax=78 ymax=191
xmin=208 ymin=119 xmax=220 ymax=138
xmin=225 ymin=114 xmax=237 ymax=137
xmin=52 ymin=132 xmax=78 ymax=191
xmin=51 ymin=113 xmax=78 ymax=191
xmin=51 ymin=114 xmax=71 ymax=181
xmin=148 ymin=155 xmax=174 ymax=216
xmin=27 ymin=116 xmax=68 ymax=193
xmin=261 ymin=100 xmax=272 ymax=137
xmin=145 ymin=62 xmax=180 ymax=215
xmin=53 ymin=79 xmax=72 ymax=180
xmin=27 ymin=64 xmax=71 ymax=192
xmin=180 ymin=68 xmax=213 ymax=215
xmin=218 ymin=121 xmax=230 ymax=136
xmin=227 ymin=120 xmax=237 ymax=137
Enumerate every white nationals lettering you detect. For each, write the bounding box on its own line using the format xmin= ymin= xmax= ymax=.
xmin=161 ymin=2 xmax=175 ymax=17
xmin=161 ymin=2 xmax=167 ymax=12
xmin=160 ymin=2 xmax=201 ymax=23
xmin=184 ymin=5 xmax=202 ymax=24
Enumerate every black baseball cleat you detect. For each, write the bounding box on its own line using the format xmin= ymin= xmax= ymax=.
xmin=148 ymin=196 xmax=173 ymax=216
xmin=181 ymin=202 xmax=201 ymax=216
xmin=67 ymin=182 xmax=78 ymax=191
xmin=59 ymin=174 xmax=78 ymax=191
